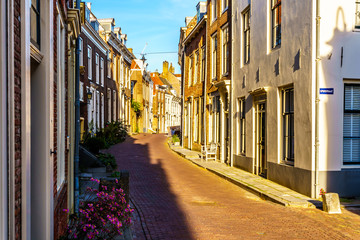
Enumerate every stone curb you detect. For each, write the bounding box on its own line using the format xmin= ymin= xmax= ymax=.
xmin=168 ymin=142 xmax=318 ymax=208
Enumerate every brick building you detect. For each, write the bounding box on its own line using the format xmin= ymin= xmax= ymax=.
xmin=0 ymin=0 xmax=81 ymax=238
xmin=79 ymin=3 xmax=111 ymax=136
xmin=151 ymin=72 xmax=167 ymax=133
xmin=180 ymin=2 xmax=207 ymax=152
xmin=99 ymin=19 xmax=135 ymax=129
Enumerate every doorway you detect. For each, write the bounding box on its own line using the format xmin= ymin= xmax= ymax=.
xmin=255 ymin=101 xmax=267 ymax=178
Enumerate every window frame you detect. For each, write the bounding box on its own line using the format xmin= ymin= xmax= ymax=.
xmin=243 ymin=7 xmax=251 ymax=64
xmin=281 ymin=87 xmax=294 ymax=165
xmin=221 ymin=25 xmax=229 ymax=76
xmin=212 ymin=0 xmax=217 ymax=21
xmin=194 ymin=50 xmax=199 ymax=84
xmin=271 ymin=0 xmax=282 ymax=49
xmin=88 ymin=45 xmax=92 ymax=80
xmin=201 ymin=45 xmax=206 ymax=82
xmin=95 ymin=53 xmax=99 ymax=84
xmin=79 ymin=37 xmax=83 ymax=66
xmin=188 ymin=55 xmax=193 ymax=86
xmin=211 ymin=33 xmax=218 ymax=80
xmin=222 ymin=0 xmax=228 ymax=13
xmin=238 ymin=98 xmax=246 ymax=155
xmin=31 ymin=0 xmax=41 ymax=49
xmin=343 ymin=84 xmax=360 ymax=165
xmin=100 ymin=57 xmax=104 ymax=86
xmin=356 ymin=1 xmax=360 ymax=29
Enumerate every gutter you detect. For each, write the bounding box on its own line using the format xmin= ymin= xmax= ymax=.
xmin=314 ymin=0 xmax=321 ymax=198
xmin=74 ymin=0 xmax=81 ymax=214
xmin=203 ymin=29 xmax=208 ymax=150
xmin=230 ymin=0 xmax=234 ymax=167
xmin=181 ymin=45 xmax=186 ymax=146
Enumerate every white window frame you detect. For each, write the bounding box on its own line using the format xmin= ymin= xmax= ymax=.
xmin=107 ymin=88 xmax=111 ymax=122
xmin=96 ymin=91 xmax=100 ymax=129
xmin=100 ymin=57 xmax=104 ymax=86
xmin=88 ymin=45 xmax=92 ymax=80
xmin=79 ymin=81 xmax=84 ymax=102
xmin=107 ymin=54 xmax=111 ymax=78
xmin=101 ymin=93 xmax=104 ymax=128
xmin=188 ymin=55 xmax=193 ymax=86
xmin=194 ymin=51 xmax=199 ymax=85
xmin=57 ymin=12 xmax=66 ymax=190
xmin=211 ymin=33 xmax=217 ymax=80
xmin=113 ymin=90 xmax=116 ymax=121
xmin=281 ymin=87 xmax=294 ymax=165
xmin=95 ymin=53 xmax=99 ymax=84
xmin=222 ymin=0 xmax=228 ymax=13
xmin=238 ymin=98 xmax=246 ymax=155
xmin=79 ymin=37 xmax=83 ymax=66
xmin=221 ymin=25 xmax=229 ymax=75
xmin=356 ymin=1 xmax=360 ymax=29
xmin=243 ymin=8 xmax=250 ymax=64
xmin=343 ymin=84 xmax=360 ymax=165
xmin=212 ymin=0 xmax=217 ymax=21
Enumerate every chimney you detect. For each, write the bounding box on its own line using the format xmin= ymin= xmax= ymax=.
xmin=185 ymin=17 xmax=193 ymax=26
xmin=197 ymin=2 xmax=207 ymax=23
xmin=163 ymin=61 xmax=169 ymax=77
xmin=170 ymin=63 xmax=175 ymax=74
xmin=87 ymin=2 xmax=91 ymax=10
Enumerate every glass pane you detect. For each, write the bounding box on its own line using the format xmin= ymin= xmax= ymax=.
xmin=30 ymin=8 xmax=38 ymax=44
xmin=356 ymin=2 xmax=360 ymax=28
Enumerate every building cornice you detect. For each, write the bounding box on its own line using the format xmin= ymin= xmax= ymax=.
xmin=67 ymin=8 xmax=81 ymax=39
xmin=82 ymin=22 xmax=109 ymax=55
xmin=183 ymin=15 xmax=207 ymax=46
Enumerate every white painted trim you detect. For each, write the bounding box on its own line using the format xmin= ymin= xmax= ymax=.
xmin=0 ymin=0 xmax=8 ymax=238
xmin=20 ymin=0 xmax=31 ymax=238
xmin=81 ymin=25 xmax=108 ymax=55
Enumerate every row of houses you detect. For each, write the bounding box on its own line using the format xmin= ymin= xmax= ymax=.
xmin=179 ymin=0 xmax=360 ymax=199
xmin=0 ymin=0 xmax=181 ymax=239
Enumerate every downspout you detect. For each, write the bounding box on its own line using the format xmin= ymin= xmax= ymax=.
xmin=181 ymin=45 xmax=186 ymax=146
xmin=229 ymin=0 xmax=234 ymax=167
xmin=203 ymin=23 xmax=208 ymax=150
xmin=314 ymin=0 xmax=320 ymax=198
xmin=74 ymin=0 xmax=80 ymax=214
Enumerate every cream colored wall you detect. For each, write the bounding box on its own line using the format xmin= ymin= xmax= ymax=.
xmin=232 ymin=0 xmax=314 ymax=171
xmin=317 ymin=0 xmax=360 ymax=171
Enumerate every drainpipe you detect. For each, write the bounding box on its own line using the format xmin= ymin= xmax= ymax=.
xmin=229 ymin=0 xmax=234 ymax=167
xmin=203 ymin=27 xmax=208 ymax=150
xmin=181 ymin=45 xmax=186 ymax=146
xmin=314 ymin=0 xmax=321 ymax=198
xmin=74 ymin=0 xmax=80 ymax=214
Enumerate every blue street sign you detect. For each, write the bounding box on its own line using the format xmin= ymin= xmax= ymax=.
xmin=320 ymin=88 xmax=334 ymax=95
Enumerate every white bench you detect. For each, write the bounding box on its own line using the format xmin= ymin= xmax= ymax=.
xmin=201 ymin=142 xmax=217 ymax=161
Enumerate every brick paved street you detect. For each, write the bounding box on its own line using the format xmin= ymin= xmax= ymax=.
xmin=107 ymin=134 xmax=360 ymax=240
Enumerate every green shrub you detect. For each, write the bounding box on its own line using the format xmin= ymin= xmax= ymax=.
xmin=82 ymin=136 xmax=106 ymax=154
xmin=172 ymin=134 xmax=180 ymax=143
xmin=97 ymin=153 xmax=117 ymax=170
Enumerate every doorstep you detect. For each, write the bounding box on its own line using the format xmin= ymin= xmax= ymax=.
xmin=169 ymin=143 xmax=321 ymax=208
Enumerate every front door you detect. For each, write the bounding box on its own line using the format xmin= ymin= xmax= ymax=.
xmin=256 ymin=102 xmax=267 ymax=178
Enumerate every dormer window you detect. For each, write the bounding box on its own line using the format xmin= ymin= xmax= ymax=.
xmin=91 ymin=20 xmax=100 ymax=32
xmin=85 ymin=5 xmax=90 ymax=23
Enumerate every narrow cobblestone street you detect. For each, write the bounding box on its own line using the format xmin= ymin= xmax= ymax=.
xmin=107 ymin=134 xmax=360 ymax=240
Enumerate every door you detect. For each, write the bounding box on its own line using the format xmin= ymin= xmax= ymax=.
xmin=256 ymin=102 xmax=267 ymax=177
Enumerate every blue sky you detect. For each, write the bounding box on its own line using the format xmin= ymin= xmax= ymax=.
xmin=89 ymin=0 xmax=200 ymax=74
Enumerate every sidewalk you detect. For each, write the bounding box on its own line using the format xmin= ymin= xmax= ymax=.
xmin=169 ymin=143 xmax=321 ymax=208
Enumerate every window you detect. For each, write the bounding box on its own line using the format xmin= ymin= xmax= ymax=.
xmin=100 ymin=57 xmax=104 ymax=86
xmin=95 ymin=53 xmax=99 ymax=84
xmin=356 ymin=1 xmax=360 ymax=29
xmin=239 ymin=98 xmax=246 ymax=154
xmin=88 ymin=46 xmax=92 ymax=80
xmin=31 ymin=0 xmax=40 ymax=48
xmin=79 ymin=37 xmax=83 ymax=66
xmin=222 ymin=0 xmax=228 ymax=12
xmin=194 ymin=99 xmax=199 ymax=142
xmin=107 ymin=54 xmax=111 ymax=78
xmin=243 ymin=8 xmax=250 ymax=64
xmin=194 ymin=51 xmax=199 ymax=84
xmin=96 ymin=91 xmax=100 ymax=129
xmin=222 ymin=26 xmax=229 ymax=75
xmin=344 ymin=85 xmax=360 ymax=164
xmin=212 ymin=33 xmax=217 ymax=80
xmin=113 ymin=90 xmax=116 ymax=121
xmin=212 ymin=0 xmax=217 ymax=21
xmin=57 ymin=13 xmax=66 ymax=189
xmin=282 ymin=88 xmax=294 ymax=164
xmin=107 ymin=88 xmax=111 ymax=121
xmin=79 ymin=81 xmax=84 ymax=102
xmin=213 ymin=96 xmax=221 ymax=143
xmin=113 ymin=56 xmax=116 ymax=81
xmin=188 ymin=56 xmax=193 ymax=86
xmin=271 ymin=0 xmax=282 ymax=48
xmin=201 ymin=45 xmax=206 ymax=82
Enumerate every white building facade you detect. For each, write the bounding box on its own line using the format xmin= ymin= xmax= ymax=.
xmin=232 ymin=0 xmax=360 ymax=198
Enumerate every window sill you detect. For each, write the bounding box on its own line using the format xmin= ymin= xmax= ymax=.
xmin=222 ymin=72 xmax=229 ymax=77
xmin=280 ymin=160 xmax=294 ymax=167
xmin=212 ymin=77 xmax=217 ymax=82
xmin=30 ymin=43 xmax=44 ymax=63
xmin=211 ymin=18 xmax=217 ymax=24
xmin=271 ymin=44 xmax=281 ymax=51
xmin=221 ymin=7 xmax=228 ymax=15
